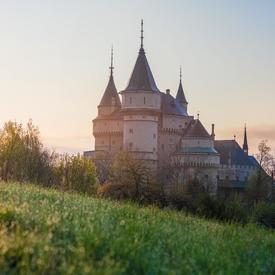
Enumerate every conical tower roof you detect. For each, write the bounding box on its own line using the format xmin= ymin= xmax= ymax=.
xmin=99 ymin=49 xmax=121 ymax=108
xmin=243 ymin=124 xmax=248 ymax=152
xmin=124 ymin=20 xmax=160 ymax=93
xmin=176 ymin=68 xmax=188 ymax=104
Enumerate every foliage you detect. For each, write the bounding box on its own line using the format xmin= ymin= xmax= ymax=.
xmin=252 ymin=201 xmax=275 ymax=229
xmin=0 ymin=120 xmax=56 ymax=184
xmin=55 ymin=154 xmax=97 ymax=195
xmin=107 ymin=151 xmax=159 ymax=203
xmin=0 ymin=183 xmax=275 ymax=274
xmin=0 ymin=120 xmax=97 ymax=195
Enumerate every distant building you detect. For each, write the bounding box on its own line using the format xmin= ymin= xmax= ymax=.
xmin=86 ymin=21 xmax=259 ymax=195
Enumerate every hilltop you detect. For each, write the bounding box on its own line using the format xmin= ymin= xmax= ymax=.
xmin=0 ymin=182 xmax=274 ymax=274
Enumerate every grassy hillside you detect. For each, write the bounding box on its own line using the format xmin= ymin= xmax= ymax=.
xmin=0 ymin=183 xmax=274 ymax=275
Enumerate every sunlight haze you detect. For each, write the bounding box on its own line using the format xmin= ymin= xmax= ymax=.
xmin=0 ymin=0 xmax=274 ymax=154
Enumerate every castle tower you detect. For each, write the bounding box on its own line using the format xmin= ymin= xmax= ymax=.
xmin=176 ymin=67 xmax=188 ymax=112
xmin=93 ymin=49 xmax=123 ymax=156
xmin=98 ymin=48 xmax=121 ymax=117
xmin=120 ymin=20 xmax=161 ymax=167
xmin=243 ymin=124 xmax=248 ymax=155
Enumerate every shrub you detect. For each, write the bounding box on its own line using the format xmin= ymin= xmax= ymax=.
xmin=195 ymin=194 xmax=248 ymax=223
xmin=56 ymin=154 xmax=97 ymax=195
xmin=252 ymin=202 xmax=275 ymax=229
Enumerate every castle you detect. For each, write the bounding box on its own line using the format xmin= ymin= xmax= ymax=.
xmin=85 ymin=21 xmax=258 ymax=196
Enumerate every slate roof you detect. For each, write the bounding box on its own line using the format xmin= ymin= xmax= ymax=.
xmin=160 ymin=92 xmax=188 ymax=116
xmin=214 ymin=140 xmax=258 ymax=167
xmin=99 ymin=74 xmax=121 ymax=108
xmin=183 ymin=119 xmax=211 ymax=138
xmin=124 ymin=47 xmax=160 ymax=93
xmin=177 ymin=147 xmax=218 ymax=154
xmin=176 ymin=80 xmax=188 ymax=104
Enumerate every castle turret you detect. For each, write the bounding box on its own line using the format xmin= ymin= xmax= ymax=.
xmin=98 ymin=48 xmax=121 ymax=117
xmin=120 ymin=20 xmax=161 ymax=167
xmin=243 ymin=124 xmax=248 ymax=155
xmin=176 ymin=67 xmax=188 ymax=112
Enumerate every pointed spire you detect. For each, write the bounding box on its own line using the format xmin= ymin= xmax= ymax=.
xmin=243 ymin=124 xmax=248 ymax=155
xmin=99 ymin=49 xmax=121 ymax=108
xmin=140 ymin=19 xmax=144 ymax=51
xmin=109 ymin=46 xmax=114 ymax=77
xmin=124 ymin=20 xmax=159 ymax=93
xmin=176 ymin=67 xmax=188 ymax=105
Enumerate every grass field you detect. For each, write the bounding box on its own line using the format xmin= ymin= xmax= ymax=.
xmin=0 ymin=183 xmax=275 ymax=274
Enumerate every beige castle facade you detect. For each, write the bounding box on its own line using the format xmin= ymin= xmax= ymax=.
xmin=87 ymin=23 xmax=258 ymax=195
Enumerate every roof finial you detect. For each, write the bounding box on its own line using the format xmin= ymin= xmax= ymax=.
xmin=197 ymin=112 xmax=200 ymax=120
xmin=109 ymin=46 xmax=114 ymax=77
xmin=140 ymin=19 xmax=144 ymax=50
xmin=180 ymin=66 xmax=182 ymax=82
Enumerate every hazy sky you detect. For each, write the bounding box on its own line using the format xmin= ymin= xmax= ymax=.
xmin=0 ymin=0 xmax=274 ymax=154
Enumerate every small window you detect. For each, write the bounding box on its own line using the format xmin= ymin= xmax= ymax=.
xmin=129 ymin=129 xmax=133 ymax=134
xmin=112 ymin=140 xmax=116 ymax=145
xmin=144 ymin=97 xmax=146 ymax=104
xmin=153 ymin=133 xmax=156 ymax=139
xmin=129 ymin=142 xmax=133 ymax=149
xmin=216 ymin=175 xmax=220 ymax=180
xmin=161 ymin=144 xmax=165 ymax=151
xmin=205 ymin=175 xmax=209 ymax=179
xmin=101 ymin=140 xmax=104 ymax=144
xmin=153 ymin=147 xmax=156 ymax=152
xmin=130 ymin=97 xmax=132 ymax=104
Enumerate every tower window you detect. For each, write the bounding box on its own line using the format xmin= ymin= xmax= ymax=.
xmin=129 ymin=128 xmax=133 ymax=134
xmin=130 ymin=97 xmax=132 ymax=104
xmin=144 ymin=97 xmax=146 ymax=104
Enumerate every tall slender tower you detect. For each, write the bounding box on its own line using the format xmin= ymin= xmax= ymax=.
xmin=120 ymin=20 xmax=161 ymax=168
xmin=243 ymin=124 xmax=248 ymax=155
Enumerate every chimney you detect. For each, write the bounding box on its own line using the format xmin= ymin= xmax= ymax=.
xmin=211 ymin=123 xmax=215 ymax=140
xmin=166 ymin=89 xmax=170 ymax=95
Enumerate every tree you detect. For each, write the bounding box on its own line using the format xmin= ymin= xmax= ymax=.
xmin=99 ymin=151 xmax=159 ymax=203
xmin=56 ymin=154 xmax=97 ymax=195
xmin=246 ymin=140 xmax=273 ymax=202
xmin=0 ymin=120 xmax=56 ymax=184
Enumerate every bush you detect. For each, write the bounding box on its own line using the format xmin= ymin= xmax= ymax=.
xmin=56 ymin=154 xmax=97 ymax=195
xmin=195 ymin=194 xmax=248 ymax=224
xmin=252 ymin=202 xmax=275 ymax=229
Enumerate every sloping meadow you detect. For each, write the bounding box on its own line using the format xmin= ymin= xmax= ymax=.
xmin=0 ymin=183 xmax=274 ymax=274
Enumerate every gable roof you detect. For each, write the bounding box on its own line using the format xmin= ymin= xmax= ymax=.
xmin=124 ymin=47 xmax=160 ymax=93
xmin=214 ymin=140 xmax=258 ymax=166
xmin=184 ymin=119 xmax=211 ymax=138
xmin=99 ymin=74 xmax=121 ymax=108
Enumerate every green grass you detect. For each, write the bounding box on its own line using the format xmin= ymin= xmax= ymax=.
xmin=0 ymin=183 xmax=275 ymax=275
